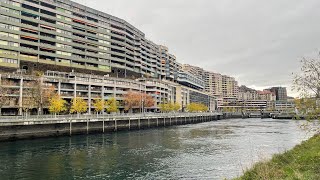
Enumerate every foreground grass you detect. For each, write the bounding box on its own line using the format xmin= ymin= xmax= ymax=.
xmin=236 ymin=135 xmax=320 ymax=180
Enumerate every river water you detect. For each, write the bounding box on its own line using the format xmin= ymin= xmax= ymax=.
xmin=0 ymin=118 xmax=312 ymax=179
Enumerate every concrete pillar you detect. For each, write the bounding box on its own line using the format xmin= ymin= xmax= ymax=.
xmin=18 ymin=77 xmax=23 ymax=116
xmin=58 ymin=80 xmax=61 ymax=95
xmin=87 ymin=119 xmax=89 ymax=134
xmin=103 ymin=119 xmax=105 ymax=133
xmin=74 ymin=82 xmax=77 ymax=99
xmin=138 ymin=118 xmax=141 ymax=129
xmin=128 ymin=119 xmax=131 ymax=130
xmin=88 ymin=84 xmax=92 ymax=115
xmin=114 ymin=119 xmax=117 ymax=131
xmin=69 ymin=119 xmax=72 ymax=136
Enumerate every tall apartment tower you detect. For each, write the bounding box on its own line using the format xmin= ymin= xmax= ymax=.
xmin=222 ymin=75 xmax=238 ymax=98
xmin=203 ymin=71 xmax=223 ymax=97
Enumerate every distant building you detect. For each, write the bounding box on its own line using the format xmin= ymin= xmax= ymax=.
xmin=267 ymin=87 xmax=288 ymax=101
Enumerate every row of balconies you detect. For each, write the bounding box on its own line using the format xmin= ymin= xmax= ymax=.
xmin=1 ymin=0 xmax=175 ymax=64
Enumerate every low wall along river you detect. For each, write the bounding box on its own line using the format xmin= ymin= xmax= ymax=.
xmin=0 ymin=113 xmax=224 ymax=141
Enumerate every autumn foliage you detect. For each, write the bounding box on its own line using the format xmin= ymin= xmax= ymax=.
xmin=93 ymin=99 xmax=105 ymax=114
xmin=186 ymin=103 xmax=208 ymax=112
xmin=48 ymin=94 xmax=67 ymax=117
xmin=159 ymin=102 xmax=181 ymax=112
xmin=70 ymin=97 xmax=88 ymax=116
xmin=123 ymin=91 xmax=155 ymax=112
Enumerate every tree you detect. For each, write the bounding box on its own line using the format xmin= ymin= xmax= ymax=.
xmin=173 ymin=102 xmax=181 ymax=112
xmin=123 ymin=91 xmax=140 ymax=113
xmin=141 ymin=93 xmax=155 ymax=112
xmin=123 ymin=91 xmax=155 ymax=113
xmin=293 ymin=57 xmax=320 ymax=98
xmin=293 ymin=55 xmax=320 ymax=132
xmin=187 ymin=103 xmax=208 ymax=113
xmin=159 ymin=102 xmax=174 ymax=113
xmin=106 ymin=97 xmax=119 ymax=113
xmin=29 ymin=78 xmax=55 ymax=115
xmin=22 ymin=85 xmax=36 ymax=118
xmin=48 ymin=94 xmax=67 ymax=117
xmin=70 ymin=97 xmax=88 ymax=117
xmin=93 ymin=99 xmax=105 ymax=115
xmin=0 ymin=79 xmax=11 ymax=115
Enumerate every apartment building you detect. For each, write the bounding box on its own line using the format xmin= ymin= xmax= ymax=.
xmin=0 ymin=70 xmax=217 ymax=115
xmin=0 ymin=0 xmax=221 ymax=115
xmin=0 ymin=70 xmax=175 ymax=115
xmin=222 ymin=75 xmax=238 ymax=98
xmin=267 ymin=87 xmax=288 ymax=101
xmin=203 ymin=71 xmax=223 ymax=97
xmin=0 ymin=0 xmax=185 ymax=80
xmin=182 ymin=64 xmax=204 ymax=79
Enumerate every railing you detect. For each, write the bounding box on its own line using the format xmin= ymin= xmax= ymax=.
xmin=0 ymin=112 xmax=222 ymax=124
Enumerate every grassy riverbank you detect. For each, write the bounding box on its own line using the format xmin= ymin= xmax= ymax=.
xmin=236 ymin=134 xmax=320 ymax=180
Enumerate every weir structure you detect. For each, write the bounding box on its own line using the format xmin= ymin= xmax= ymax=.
xmin=0 ymin=112 xmax=223 ymax=141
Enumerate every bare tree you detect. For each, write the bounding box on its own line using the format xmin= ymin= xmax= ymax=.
xmin=29 ymin=78 xmax=55 ymax=115
xmin=293 ymin=55 xmax=320 ymax=133
xmin=293 ymin=57 xmax=320 ymax=98
xmin=0 ymin=79 xmax=11 ymax=116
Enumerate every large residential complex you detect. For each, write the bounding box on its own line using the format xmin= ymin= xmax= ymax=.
xmin=0 ymin=71 xmax=215 ymax=115
xmin=0 ymin=0 xmax=293 ymax=115
xmin=0 ymin=0 xmax=182 ymax=80
xmin=182 ymin=64 xmax=239 ymax=98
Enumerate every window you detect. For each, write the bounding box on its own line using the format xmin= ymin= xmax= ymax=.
xmin=98 ymin=65 xmax=110 ymax=70
xmin=0 ymin=49 xmax=18 ymax=56
xmin=0 ymin=40 xmax=18 ymax=47
xmin=98 ymin=33 xmax=110 ymax=38
xmin=99 ymin=39 xmax=110 ymax=45
xmin=0 ymin=58 xmax=18 ymax=64
xmin=56 ymin=43 xmax=71 ymax=49
xmin=0 ymin=15 xmax=19 ymax=22
xmin=57 ymin=15 xmax=71 ymax=22
xmin=0 ymin=7 xmax=20 ymax=15
xmin=0 ymin=23 xmax=20 ymax=31
xmin=2 ymin=0 xmax=21 ymax=7
xmin=57 ymin=36 xmax=72 ymax=42
xmin=99 ymin=46 xmax=109 ymax=51
xmin=57 ymin=58 xmax=70 ymax=64
xmin=57 ymin=51 xmax=71 ymax=56
xmin=57 ymin=21 xmax=71 ymax=28
xmin=57 ymin=7 xmax=71 ymax=15
xmin=0 ymin=32 xmax=19 ymax=39
xmin=56 ymin=29 xmax=72 ymax=36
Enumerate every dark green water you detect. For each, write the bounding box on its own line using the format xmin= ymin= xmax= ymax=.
xmin=0 ymin=119 xmax=311 ymax=179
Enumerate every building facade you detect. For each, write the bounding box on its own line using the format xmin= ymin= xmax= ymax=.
xmin=0 ymin=0 xmax=184 ymax=80
xmin=267 ymin=87 xmax=288 ymax=101
xmin=0 ymin=0 xmax=228 ymax=115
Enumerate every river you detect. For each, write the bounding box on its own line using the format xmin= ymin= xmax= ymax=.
xmin=0 ymin=118 xmax=312 ymax=179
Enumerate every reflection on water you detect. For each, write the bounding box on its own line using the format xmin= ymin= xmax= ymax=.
xmin=0 ymin=119 xmax=312 ymax=179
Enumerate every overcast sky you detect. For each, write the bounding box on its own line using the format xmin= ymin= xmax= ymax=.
xmin=74 ymin=0 xmax=320 ymax=96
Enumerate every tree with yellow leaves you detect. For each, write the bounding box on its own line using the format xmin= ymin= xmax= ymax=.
xmin=159 ymin=103 xmax=172 ymax=113
xmin=106 ymin=97 xmax=119 ymax=113
xmin=92 ymin=99 xmax=105 ymax=115
xmin=186 ymin=103 xmax=208 ymax=113
xmin=70 ymin=97 xmax=88 ymax=117
xmin=173 ymin=102 xmax=181 ymax=112
xmin=48 ymin=94 xmax=67 ymax=118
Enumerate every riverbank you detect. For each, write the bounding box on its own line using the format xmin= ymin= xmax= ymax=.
xmin=0 ymin=113 xmax=224 ymax=142
xmin=236 ymin=134 xmax=320 ymax=180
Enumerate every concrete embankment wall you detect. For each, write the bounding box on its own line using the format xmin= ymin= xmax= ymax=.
xmin=0 ymin=115 xmax=222 ymax=142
